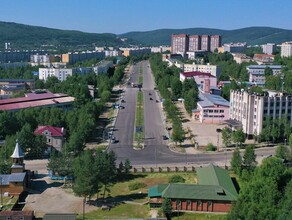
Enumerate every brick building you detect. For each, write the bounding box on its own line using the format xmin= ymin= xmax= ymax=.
xmin=148 ymin=164 xmax=238 ymax=212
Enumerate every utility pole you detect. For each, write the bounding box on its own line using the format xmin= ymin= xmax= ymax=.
xmin=0 ymin=177 xmax=3 ymax=207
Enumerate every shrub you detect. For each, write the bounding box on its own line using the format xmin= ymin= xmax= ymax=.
xmin=207 ymin=143 xmax=216 ymax=151
xmin=128 ymin=182 xmax=146 ymax=191
xmin=168 ymin=175 xmax=185 ymax=183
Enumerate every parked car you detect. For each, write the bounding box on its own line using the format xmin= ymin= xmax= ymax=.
xmin=156 ymin=100 xmax=159 ymax=103
xmin=150 ymin=97 xmax=153 ymax=100
xmin=149 ymin=92 xmax=152 ymax=95
xmin=121 ymin=99 xmax=125 ymax=103
xmin=162 ymin=135 xmax=169 ymax=140
xmin=119 ymin=106 xmax=125 ymax=109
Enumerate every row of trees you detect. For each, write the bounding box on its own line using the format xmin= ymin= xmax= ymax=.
xmin=149 ymin=54 xmax=186 ymax=145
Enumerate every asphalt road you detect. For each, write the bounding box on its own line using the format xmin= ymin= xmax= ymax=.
xmin=108 ymin=60 xmax=276 ymax=166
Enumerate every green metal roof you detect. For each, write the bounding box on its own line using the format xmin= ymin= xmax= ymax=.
xmin=196 ymin=164 xmax=238 ymax=199
xmin=162 ymin=183 xmax=237 ymax=201
xmin=148 ymin=164 xmax=238 ymax=202
xmin=148 ymin=184 xmax=169 ymax=197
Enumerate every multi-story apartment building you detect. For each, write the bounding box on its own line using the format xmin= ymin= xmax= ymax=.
xmin=281 ymin=41 xmax=292 ymax=57
xmin=230 ymin=90 xmax=292 ymax=136
xmin=39 ymin=67 xmax=92 ymax=81
xmin=62 ymin=51 xmax=105 ymax=64
xmin=171 ymin=34 xmax=189 ymax=55
xmin=222 ymin=43 xmax=247 ymax=53
xmin=183 ymin=63 xmax=221 ymax=78
xmin=253 ymin=54 xmax=275 ymax=65
xmin=30 ymin=54 xmax=55 ymax=66
xmin=201 ymin=35 xmax=210 ymax=52
xmin=150 ymin=46 xmax=171 ymax=53
xmin=247 ymin=65 xmax=282 ymax=85
xmin=179 ymin=71 xmax=217 ymax=89
xmin=210 ymin=35 xmax=222 ymax=52
xmin=0 ymin=50 xmax=47 ymax=63
xmin=189 ymin=35 xmax=201 ymax=51
xmin=262 ymin=43 xmax=275 ymax=55
xmin=121 ymin=48 xmax=151 ymax=57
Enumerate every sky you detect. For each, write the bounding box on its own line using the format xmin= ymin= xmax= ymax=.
xmin=0 ymin=0 xmax=291 ymax=34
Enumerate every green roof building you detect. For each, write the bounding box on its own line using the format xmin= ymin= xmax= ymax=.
xmin=148 ymin=164 xmax=238 ymax=212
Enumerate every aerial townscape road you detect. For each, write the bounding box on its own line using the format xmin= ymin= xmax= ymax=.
xmin=108 ymin=61 xmax=276 ymax=167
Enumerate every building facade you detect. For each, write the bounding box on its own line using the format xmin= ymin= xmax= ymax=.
xmin=262 ymin=43 xmax=275 ymax=55
xmin=210 ymin=35 xmax=222 ymax=52
xmin=171 ymin=34 xmax=189 ymax=55
xmin=281 ymin=41 xmax=292 ymax=57
xmin=230 ymin=90 xmax=292 ymax=135
xmin=39 ymin=67 xmax=92 ymax=81
xmin=194 ymin=93 xmax=230 ymax=124
xmin=183 ymin=64 xmax=221 ymax=77
xmin=34 ymin=126 xmax=66 ymax=152
xmin=92 ymin=60 xmax=113 ymax=75
xmin=189 ymin=35 xmax=201 ymax=51
xmin=201 ymin=35 xmax=210 ymax=52
xmin=121 ymin=48 xmax=151 ymax=57
xmin=223 ymin=43 xmax=247 ymax=53
xmin=247 ymin=65 xmax=282 ymax=85
xmin=61 ymin=51 xmax=105 ymax=64
xmin=30 ymin=54 xmax=54 ymax=66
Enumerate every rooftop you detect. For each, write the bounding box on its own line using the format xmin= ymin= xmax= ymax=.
xmin=247 ymin=65 xmax=282 ymax=69
xmin=181 ymin=71 xmax=215 ymax=78
xmin=34 ymin=125 xmax=65 ymax=137
xmin=198 ymin=93 xmax=230 ymax=108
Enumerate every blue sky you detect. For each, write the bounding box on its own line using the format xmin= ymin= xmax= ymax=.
xmin=0 ymin=0 xmax=291 ymax=34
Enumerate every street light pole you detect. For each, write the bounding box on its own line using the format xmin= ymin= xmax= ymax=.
xmin=0 ymin=177 xmax=3 ymax=207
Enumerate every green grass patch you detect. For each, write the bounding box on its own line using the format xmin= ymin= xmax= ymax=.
xmin=172 ymin=212 xmax=227 ymax=220
xmin=82 ymin=203 xmax=149 ymax=220
xmin=134 ymin=91 xmax=144 ymax=146
xmin=128 ymin=182 xmax=147 ymax=191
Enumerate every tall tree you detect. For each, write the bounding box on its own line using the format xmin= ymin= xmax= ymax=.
xmin=221 ymin=127 xmax=232 ymax=147
xmin=243 ymin=144 xmax=257 ymax=171
xmin=231 ymin=147 xmax=242 ymax=175
xmin=161 ymin=198 xmax=173 ymax=220
xmin=232 ymin=129 xmax=245 ymax=147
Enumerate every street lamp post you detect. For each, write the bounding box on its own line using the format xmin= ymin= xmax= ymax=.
xmin=0 ymin=177 xmax=3 ymax=207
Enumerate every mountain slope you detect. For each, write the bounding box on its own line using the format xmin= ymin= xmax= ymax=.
xmin=0 ymin=21 xmax=132 ymax=50
xmin=120 ymin=27 xmax=292 ymax=46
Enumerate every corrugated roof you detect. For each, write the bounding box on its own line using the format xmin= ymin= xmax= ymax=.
xmin=9 ymin=173 xmax=26 ymax=182
xmin=196 ymin=164 xmax=238 ymax=200
xmin=34 ymin=125 xmax=65 ymax=137
xmin=148 ymin=184 xmax=168 ymax=197
xmin=198 ymin=93 xmax=229 ymax=108
xmin=0 ymin=174 xmax=11 ymax=185
xmin=162 ymin=183 xmax=236 ymax=201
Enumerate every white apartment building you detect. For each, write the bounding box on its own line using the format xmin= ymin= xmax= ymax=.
xmin=262 ymin=43 xmax=275 ymax=55
xmin=31 ymin=54 xmax=53 ymax=67
xmin=247 ymin=65 xmax=282 ymax=85
xmin=281 ymin=41 xmax=292 ymax=57
xmin=183 ymin=63 xmax=221 ymax=78
xmin=39 ymin=67 xmax=92 ymax=81
xmin=230 ymin=90 xmax=292 ymax=136
xmin=104 ymin=50 xmax=121 ymax=57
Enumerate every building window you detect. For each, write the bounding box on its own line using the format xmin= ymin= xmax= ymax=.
xmin=198 ymin=200 xmax=202 ymax=206
xmin=214 ymin=110 xmax=219 ymax=113
xmin=209 ymin=110 xmax=213 ymax=113
xmin=187 ymin=200 xmax=191 ymax=206
xmin=207 ymin=201 xmax=212 ymax=207
xmin=220 ymin=110 xmax=224 ymax=113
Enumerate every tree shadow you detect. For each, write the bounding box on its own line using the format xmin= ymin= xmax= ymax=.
xmin=27 ymin=178 xmax=64 ymax=194
xmin=231 ymin=177 xmax=240 ymax=193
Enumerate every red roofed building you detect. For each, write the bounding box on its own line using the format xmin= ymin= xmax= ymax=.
xmin=34 ymin=126 xmax=66 ymax=152
xmin=180 ymin=71 xmax=217 ymax=92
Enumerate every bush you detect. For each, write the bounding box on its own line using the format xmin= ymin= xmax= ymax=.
xmin=168 ymin=175 xmax=185 ymax=183
xmin=128 ymin=182 xmax=146 ymax=191
xmin=207 ymin=143 xmax=216 ymax=151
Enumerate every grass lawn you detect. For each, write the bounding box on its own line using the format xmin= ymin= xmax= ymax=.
xmin=134 ymin=91 xmax=144 ymax=146
xmin=83 ymin=172 xmax=197 ymax=219
xmin=172 ymin=212 xmax=227 ymax=220
xmin=81 ymin=203 xmax=149 ymax=220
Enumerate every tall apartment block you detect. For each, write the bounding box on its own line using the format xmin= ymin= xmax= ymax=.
xmin=230 ymin=90 xmax=292 ymax=136
xmin=262 ymin=43 xmax=275 ymax=55
xmin=210 ymin=35 xmax=222 ymax=52
xmin=189 ymin=35 xmax=201 ymax=51
xmin=281 ymin=41 xmax=292 ymax=57
xmin=171 ymin=34 xmax=189 ymax=55
xmin=201 ymin=35 xmax=211 ymax=52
